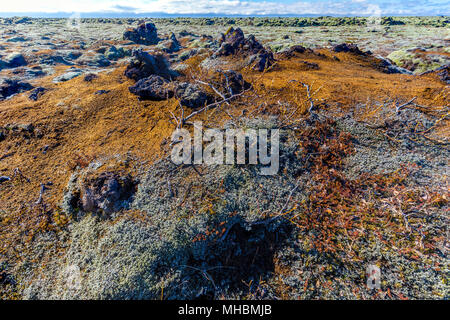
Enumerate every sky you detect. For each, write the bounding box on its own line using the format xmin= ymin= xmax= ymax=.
xmin=0 ymin=0 xmax=448 ymax=16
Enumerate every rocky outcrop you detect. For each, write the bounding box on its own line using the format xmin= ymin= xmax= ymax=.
xmin=277 ymin=45 xmax=314 ymax=59
xmin=123 ymin=22 xmax=159 ymax=45
xmin=214 ymin=27 xmax=274 ymax=72
xmin=437 ymin=65 xmax=449 ymax=84
xmin=332 ymin=43 xmax=366 ymax=55
xmin=129 ymin=75 xmax=173 ymax=100
xmin=211 ymin=70 xmax=251 ymax=96
xmin=1 ymin=52 xmax=27 ymax=68
xmin=28 ymin=87 xmax=47 ymax=101
xmin=53 ymin=69 xmax=84 ymax=83
xmin=124 ymin=49 xmax=174 ymax=81
xmin=80 ymin=172 xmax=135 ymax=216
xmin=174 ymin=82 xmax=210 ymax=109
xmin=0 ymin=79 xmax=33 ymax=100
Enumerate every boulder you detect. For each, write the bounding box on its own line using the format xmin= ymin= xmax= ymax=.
xmin=214 ymin=27 xmax=274 ymax=71
xmin=124 ymin=49 xmax=174 ymax=81
xmin=129 ymin=75 xmax=172 ymax=100
xmin=437 ymin=66 xmax=449 ymax=84
xmin=105 ymin=46 xmax=128 ymax=60
xmin=80 ymin=172 xmax=135 ymax=215
xmin=123 ymin=22 xmax=159 ymax=45
xmin=28 ymin=87 xmax=47 ymax=101
xmin=83 ymin=73 xmax=98 ymax=82
xmin=278 ymin=45 xmax=313 ymax=59
xmin=214 ymin=70 xmax=250 ymax=96
xmin=158 ymin=32 xmax=181 ymax=53
xmin=175 ymin=82 xmax=210 ymax=109
xmin=246 ymin=52 xmax=274 ymax=72
xmin=53 ymin=69 xmax=83 ymax=83
xmin=4 ymin=53 xmax=27 ymax=68
xmin=332 ymin=43 xmax=366 ymax=55
xmin=0 ymin=79 xmax=33 ymax=100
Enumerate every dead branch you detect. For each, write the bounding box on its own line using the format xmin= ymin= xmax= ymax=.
xmin=302 ymin=83 xmax=315 ymax=113
xmin=195 ymin=79 xmax=229 ymax=105
xmin=396 ymin=97 xmax=417 ymax=113
xmin=35 ymin=183 xmax=46 ymax=205
xmin=183 ymin=88 xmax=250 ymax=123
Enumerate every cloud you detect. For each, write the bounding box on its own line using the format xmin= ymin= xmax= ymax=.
xmin=0 ymin=0 xmax=448 ymax=15
xmin=111 ymin=5 xmax=139 ymax=12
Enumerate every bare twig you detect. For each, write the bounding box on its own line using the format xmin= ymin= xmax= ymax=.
xmin=35 ymin=183 xmax=46 ymax=205
xmin=396 ymin=97 xmax=417 ymax=113
xmin=195 ymin=79 xmax=229 ymax=105
xmin=302 ymin=83 xmax=315 ymax=113
xmin=183 ymin=89 xmax=250 ymax=123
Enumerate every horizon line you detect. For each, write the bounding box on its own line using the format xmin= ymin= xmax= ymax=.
xmin=0 ymin=12 xmax=448 ymax=18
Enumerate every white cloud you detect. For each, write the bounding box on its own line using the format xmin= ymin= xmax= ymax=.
xmin=0 ymin=0 xmax=447 ymax=15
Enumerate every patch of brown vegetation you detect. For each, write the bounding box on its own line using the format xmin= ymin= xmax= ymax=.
xmin=0 ymin=48 xmax=448 ymax=299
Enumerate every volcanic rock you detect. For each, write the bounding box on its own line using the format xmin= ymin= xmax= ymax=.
xmin=0 ymin=79 xmax=33 ymax=100
xmin=28 ymin=87 xmax=47 ymax=101
xmin=80 ymin=172 xmax=135 ymax=216
xmin=175 ymin=82 xmax=210 ymax=109
xmin=4 ymin=52 xmax=27 ymax=68
xmin=332 ymin=43 xmax=366 ymax=55
xmin=129 ymin=75 xmax=172 ymax=100
xmin=124 ymin=49 xmax=174 ymax=81
xmin=214 ymin=27 xmax=274 ymax=71
xmin=123 ymin=22 xmax=159 ymax=45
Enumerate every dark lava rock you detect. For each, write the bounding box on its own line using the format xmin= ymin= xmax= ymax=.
xmin=123 ymin=22 xmax=159 ymax=45
xmin=94 ymin=89 xmax=110 ymax=95
xmin=214 ymin=27 xmax=274 ymax=72
xmin=124 ymin=49 xmax=174 ymax=81
xmin=159 ymin=32 xmax=181 ymax=53
xmin=0 ymin=79 xmax=33 ymax=100
xmin=332 ymin=43 xmax=366 ymax=55
xmin=129 ymin=75 xmax=172 ymax=100
xmin=215 ymin=70 xmax=251 ymax=96
xmin=375 ymin=57 xmax=413 ymax=75
xmin=28 ymin=87 xmax=47 ymax=101
xmin=246 ymin=52 xmax=275 ymax=72
xmin=175 ymin=82 xmax=210 ymax=109
xmin=216 ymin=28 xmax=262 ymax=56
xmin=299 ymin=61 xmax=319 ymax=70
xmin=4 ymin=53 xmax=27 ymax=68
xmin=278 ymin=45 xmax=313 ymax=59
xmin=81 ymin=172 xmax=135 ymax=216
xmin=0 ymin=176 xmax=10 ymax=184
xmin=67 ymin=51 xmax=83 ymax=60
xmin=84 ymin=73 xmax=98 ymax=82
xmin=437 ymin=66 xmax=449 ymax=84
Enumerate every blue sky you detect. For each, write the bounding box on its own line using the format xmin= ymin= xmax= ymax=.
xmin=0 ymin=0 xmax=448 ymax=16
